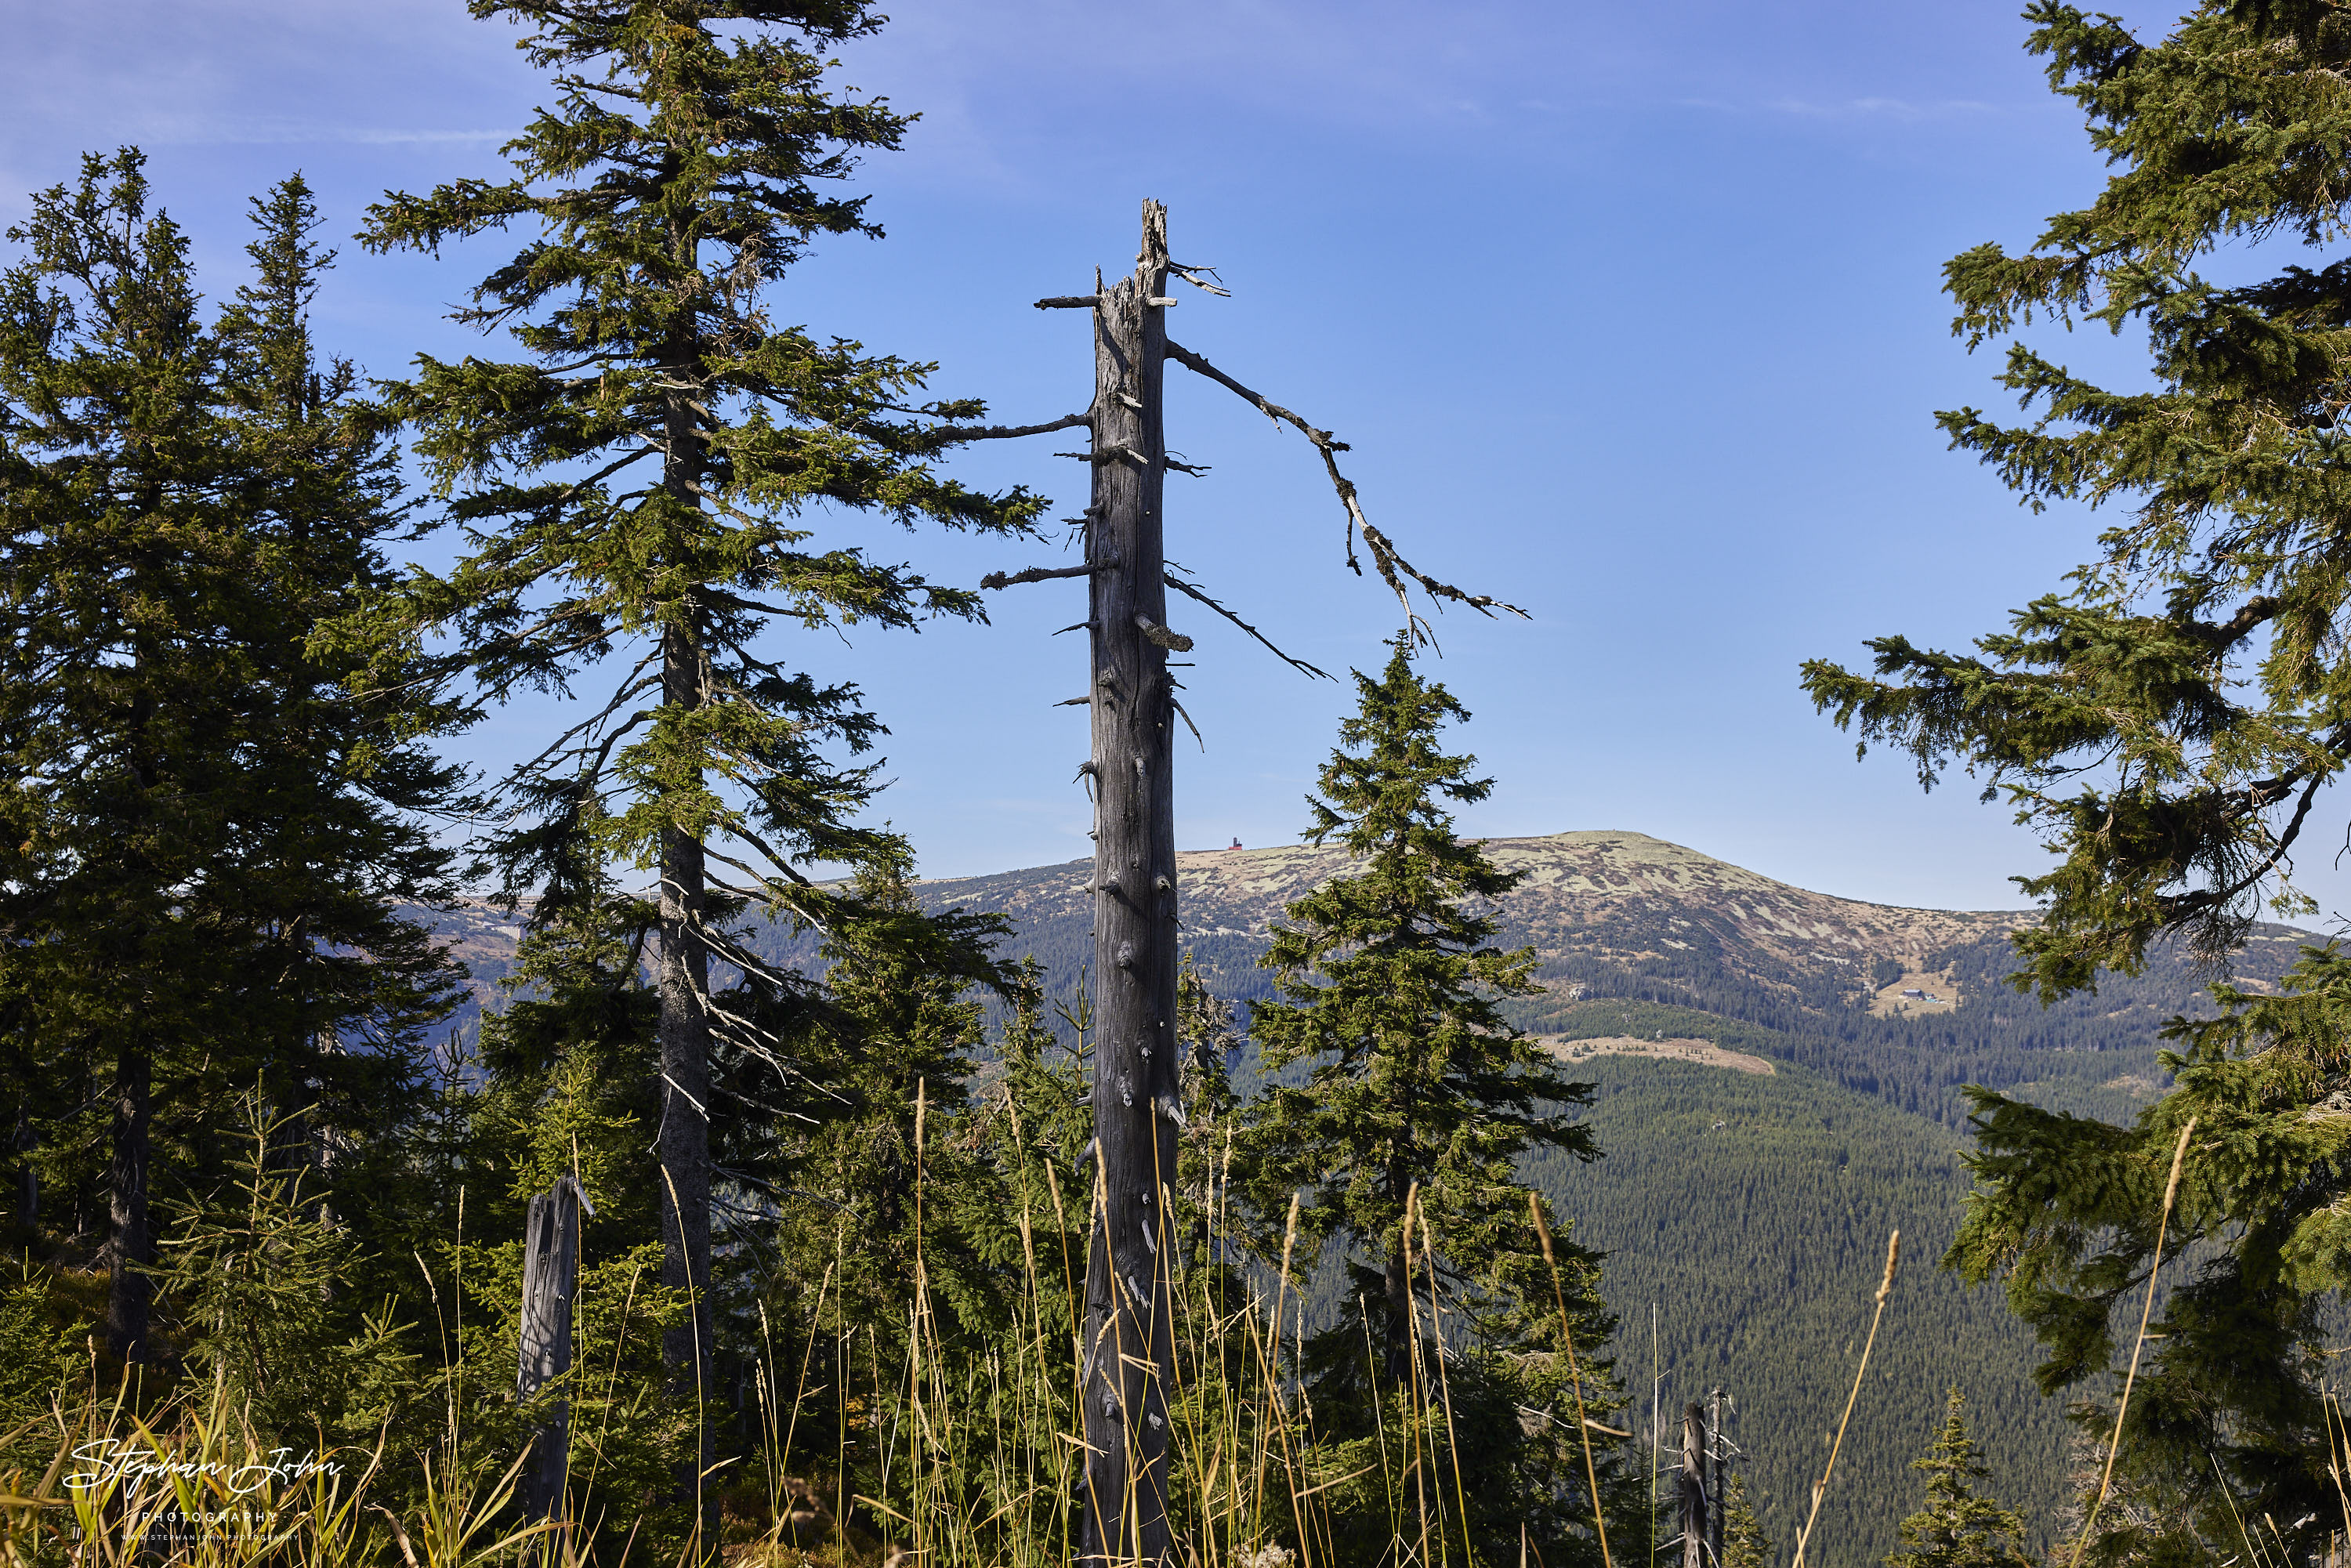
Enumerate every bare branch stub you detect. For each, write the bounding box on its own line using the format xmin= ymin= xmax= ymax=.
xmin=1167 ymin=260 xmax=1230 ymax=297
xmin=1136 ymin=614 xmax=1194 ymax=652
xmin=1163 ymin=338 xmax=1529 ymax=630
xmin=980 ymin=561 xmax=1111 ymax=591
xmin=944 ymin=411 xmax=1093 ymax=442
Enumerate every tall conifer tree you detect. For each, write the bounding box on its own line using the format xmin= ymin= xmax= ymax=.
xmin=1 ymin=152 xmax=233 ymax=1363
xmin=790 ymin=850 xmax=1012 ymax=1368
xmin=1233 ymin=636 xmax=1621 ymax=1563
xmin=353 ymin=0 xmax=1043 ymax=1442
xmin=1801 ymin=0 xmax=2351 ymax=999
xmin=1884 ymin=1390 xmax=2033 ymax=1568
xmin=1799 ymin=4 xmax=2351 ymax=1551
xmin=0 ymin=154 xmax=461 ymax=1360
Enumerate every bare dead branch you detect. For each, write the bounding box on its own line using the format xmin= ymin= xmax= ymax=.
xmin=1168 ymin=262 xmax=1230 ymax=297
xmin=942 ymin=411 xmax=1092 ymax=442
xmin=1161 ymin=571 xmax=1332 ymax=680
xmin=1035 ymin=295 xmax=1102 ymax=310
xmin=1171 ymin=697 xmax=1204 ymax=751
xmin=1056 ymin=696 xmax=1092 ymax=706
xmin=1056 ymin=444 xmax=1145 ymax=466
xmin=982 ymin=561 xmax=1111 ymax=591
xmin=720 ymin=820 xmax=820 ymax=891
xmin=1163 ymin=338 xmax=1530 ymax=628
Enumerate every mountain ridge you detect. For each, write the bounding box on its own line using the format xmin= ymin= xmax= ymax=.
xmin=408 ymin=827 xmax=2316 ymax=1565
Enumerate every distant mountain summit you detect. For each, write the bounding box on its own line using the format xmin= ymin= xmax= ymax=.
xmin=884 ymin=827 xmax=2301 ymax=1128
xmin=422 ymin=827 xmax=2305 ymax=1124
xmin=406 ymin=829 xmax=2308 ymax=1562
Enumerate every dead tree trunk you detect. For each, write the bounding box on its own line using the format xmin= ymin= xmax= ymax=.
xmin=517 ymin=1174 xmax=593 ymax=1523
xmin=1707 ymin=1388 xmax=1726 ymax=1568
xmin=987 ymin=192 xmax=1525 ymax=1568
xmin=1076 ymin=198 xmax=1185 ymax=1568
xmin=1680 ymin=1401 xmax=1708 ymax=1568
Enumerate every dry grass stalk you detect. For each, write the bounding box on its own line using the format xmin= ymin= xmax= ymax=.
xmin=1790 ymin=1228 xmax=1900 ymax=1568
xmin=1400 ymin=1184 xmax=1434 ymax=1568
xmin=1531 ymin=1192 xmax=1614 ymax=1568
xmin=2322 ymin=1387 xmax=2351 ymax=1543
xmin=2069 ymin=1116 xmax=2197 ymax=1568
xmin=1418 ymin=1205 xmax=1475 ymax=1568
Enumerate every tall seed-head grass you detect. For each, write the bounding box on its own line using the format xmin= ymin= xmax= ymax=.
xmin=1790 ymin=1229 xmax=1900 ymax=1568
xmin=2069 ymin=1117 xmax=2196 ymax=1568
xmin=1532 ymin=1192 xmax=1613 ymax=1568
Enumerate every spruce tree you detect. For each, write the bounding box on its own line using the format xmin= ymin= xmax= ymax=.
xmin=1721 ymin=1473 xmax=1772 ymax=1568
xmin=0 ymin=154 xmax=460 ymax=1361
xmin=1233 ymin=635 xmax=1621 ymax=1565
xmin=1884 ymin=1390 xmax=2032 ymax=1568
xmin=789 ymin=850 xmax=1012 ymax=1372
xmin=1800 ymin=1 xmax=2351 ymax=1000
xmin=201 ymin=176 xmax=469 ymax=1236
xmin=1795 ymin=4 xmax=2351 ymax=1551
xmin=352 ymin=0 xmax=1046 ymax=1432
xmin=1949 ymin=950 xmax=2351 ymax=1555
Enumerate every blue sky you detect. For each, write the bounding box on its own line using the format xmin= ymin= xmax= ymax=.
xmin=14 ymin=0 xmax=2306 ymax=922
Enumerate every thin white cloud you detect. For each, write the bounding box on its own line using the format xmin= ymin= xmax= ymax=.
xmin=1766 ymin=96 xmax=1997 ymax=121
xmin=225 ymin=126 xmax=518 ymax=147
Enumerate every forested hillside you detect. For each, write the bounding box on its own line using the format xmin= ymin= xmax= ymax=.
xmin=771 ymin=829 xmax=2302 ymax=1566
xmin=20 ymin=0 xmax=2351 ymax=1563
xmin=407 ymin=826 xmax=2307 ymax=1566
xmin=1538 ymin=1056 xmax=2068 ymax=1566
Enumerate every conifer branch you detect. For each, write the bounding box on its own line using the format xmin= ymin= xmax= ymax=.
xmin=2072 ymin=1120 xmax=2196 ymax=1568
xmin=717 ymin=820 xmax=820 ymax=891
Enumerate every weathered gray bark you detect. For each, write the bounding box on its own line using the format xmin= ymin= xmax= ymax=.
xmin=1077 ymin=199 xmax=1184 ymax=1568
xmin=518 ymin=1174 xmax=593 ymax=1523
xmin=1707 ymin=1388 xmax=1726 ymax=1568
xmin=1680 ymin=1401 xmax=1708 ymax=1568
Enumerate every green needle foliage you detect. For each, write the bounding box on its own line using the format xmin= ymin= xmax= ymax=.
xmin=0 ymin=152 xmax=461 ymax=1364
xmin=1951 ymin=947 xmax=2351 ymax=1559
xmin=1799 ymin=0 xmax=2351 ymax=1000
xmin=1882 ymin=1389 xmax=2032 ymax=1568
xmin=1796 ymin=5 xmax=2351 ymax=1559
xmin=1720 ymin=1472 xmax=1772 ymax=1568
xmin=149 ymin=1100 xmax=424 ymax=1450
xmin=1233 ymin=635 xmax=1623 ymax=1565
xmin=349 ymin=0 xmax=1047 ymax=1408
xmin=788 ymin=849 xmax=1013 ymax=1369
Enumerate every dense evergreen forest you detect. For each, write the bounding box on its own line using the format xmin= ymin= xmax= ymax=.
xmin=12 ymin=3 xmax=2351 ymax=1568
